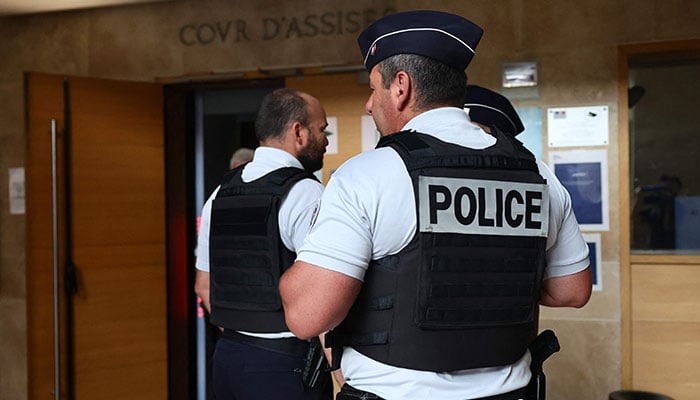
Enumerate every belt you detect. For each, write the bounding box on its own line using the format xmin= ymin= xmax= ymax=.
xmin=336 ymin=384 xmax=384 ymax=400
xmin=222 ymin=329 xmax=310 ymax=358
xmin=476 ymin=387 xmax=528 ymax=400
xmin=337 ymin=384 xmax=527 ymax=400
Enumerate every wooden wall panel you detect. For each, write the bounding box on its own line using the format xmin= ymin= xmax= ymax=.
xmin=631 ymin=264 xmax=700 ymax=322
xmin=631 ymin=263 xmax=700 ymax=399
xmin=632 ymin=320 xmax=700 ymax=399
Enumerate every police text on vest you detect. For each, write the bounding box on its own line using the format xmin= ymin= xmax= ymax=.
xmin=418 ymin=176 xmax=549 ymax=237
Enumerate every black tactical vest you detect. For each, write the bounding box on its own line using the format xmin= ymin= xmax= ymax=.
xmin=209 ymin=166 xmax=318 ymax=333
xmin=327 ymin=130 xmax=549 ymax=372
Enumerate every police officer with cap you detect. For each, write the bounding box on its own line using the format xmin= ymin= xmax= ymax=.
xmin=195 ymin=88 xmax=332 ymax=400
xmin=464 ymin=84 xmax=525 ymax=136
xmin=280 ymin=10 xmax=592 ymax=400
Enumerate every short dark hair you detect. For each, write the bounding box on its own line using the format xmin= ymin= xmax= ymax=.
xmin=378 ymin=54 xmax=467 ymax=110
xmin=255 ymin=88 xmax=310 ymax=142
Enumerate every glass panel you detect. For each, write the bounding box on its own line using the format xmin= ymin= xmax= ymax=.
xmin=629 ymin=55 xmax=700 ymax=253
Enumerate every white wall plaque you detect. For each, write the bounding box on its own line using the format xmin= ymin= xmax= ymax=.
xmin=361 ymin=115 xmax=379 ymax=152
xmin=9 ymin=167 xmax=25 ymax=214
xmin=325 ymin=116 xmax=338 ymax=155
xmin=547 ymin=106 xmax=609 ymax=147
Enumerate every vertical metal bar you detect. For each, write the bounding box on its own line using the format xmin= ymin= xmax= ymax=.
xmin=51 ymin=118 xmax=61 ymax=400
xmin=193 ymin=92 xmax=206 ymax=400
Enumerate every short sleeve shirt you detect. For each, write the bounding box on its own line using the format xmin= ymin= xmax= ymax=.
xmin=296 ymin=107 xmax=589 ymax=400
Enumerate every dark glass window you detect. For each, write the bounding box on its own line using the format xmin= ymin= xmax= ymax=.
xmin=629 ymin=55 xmax=700 ymax=253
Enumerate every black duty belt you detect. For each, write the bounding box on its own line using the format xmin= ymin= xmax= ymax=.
xmin=476 ymin=387 xmax=528 ymax=400
xmin=337 ymin=384 xmax=527 ymax=400
xmin=336 ymin=384 xmax=384 ymax=400
xmin=222 ymin=329 xmax=309 ymax=358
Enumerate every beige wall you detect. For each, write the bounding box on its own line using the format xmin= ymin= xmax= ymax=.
xmin=2 ymin=0 xmax=700 ymax=399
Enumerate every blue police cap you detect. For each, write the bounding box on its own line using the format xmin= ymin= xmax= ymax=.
xmin=358 ymin=10 xmax=484 ymax=72
xmin=464 ymin=85 xmax=525 ymax=136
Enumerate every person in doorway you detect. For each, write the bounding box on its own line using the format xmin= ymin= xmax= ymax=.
xmin=463 ymin=84 xmax=525 ymax=137
xmin=229 ymin=146 xmax=255 ymax=169
xmin=279 ymin=10 xmax=592 ymax=400
xmin=195 ymin=88 xmax=332 ymax=400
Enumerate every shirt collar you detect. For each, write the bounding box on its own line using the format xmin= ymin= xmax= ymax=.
xmin=241 ymin=146 xmax=304 ymax=181
xmin=252 ymin=146 xmax=304 ymax=169
xmin=402 ymin=107 xmax=496 ymax=149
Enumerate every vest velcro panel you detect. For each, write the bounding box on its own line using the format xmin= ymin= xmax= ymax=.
xmin=209 ymin=166 xmax=317 ymax=332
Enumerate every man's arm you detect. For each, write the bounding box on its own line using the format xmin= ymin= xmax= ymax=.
xmin=280 ymin=261 xmax=363 ymax=340
xmin=194 ymin=269 xmax=211 ymax=313
xmin=193 ymin=189 xmax=217 ymax=314
xmin=540 ymin=266 xmax=592 ymax=308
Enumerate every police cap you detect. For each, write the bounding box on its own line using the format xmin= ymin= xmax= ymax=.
xmin=358 ymin=10 xmax=484 ymax=72
xmin=464 ymin=85 xmax=525 ymax=136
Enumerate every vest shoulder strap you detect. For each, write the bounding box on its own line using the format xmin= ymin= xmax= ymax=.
xmin=377 ymin=130 xmax=540 ymax=173
xmin=218 ymin=166 xmax=318 ymax=198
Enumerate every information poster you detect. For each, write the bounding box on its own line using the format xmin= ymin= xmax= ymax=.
xmin=326 ymin=116 xmax=338 ymax=155
xmin=674 ymin=196 xmax=700 ymax=250
xmin=361 ymin=115 xmax=379 ymax=152
xmin=549 ymin=149 xmax=609 ymax=231
xmin=582 ymin=233 xmax=603 ymax=291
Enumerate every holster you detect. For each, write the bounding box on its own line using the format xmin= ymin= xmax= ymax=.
xmin=301 ymin=337 xmax=331 ymax=392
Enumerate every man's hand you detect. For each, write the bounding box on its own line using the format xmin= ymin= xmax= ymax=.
xmin=194 ymin=269 xmax=211 ymax=313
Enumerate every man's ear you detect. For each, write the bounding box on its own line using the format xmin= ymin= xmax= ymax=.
xmin=291 ymin=121 xmax=307 ymax=147
xmin=394 ymin=71 xmax=412 ymax=111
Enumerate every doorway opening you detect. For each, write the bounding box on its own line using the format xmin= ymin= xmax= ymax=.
xmin=164 ymin=78 xmax=283 ymax=400
xmin=164 ymin=68 xmax=369 ymax=399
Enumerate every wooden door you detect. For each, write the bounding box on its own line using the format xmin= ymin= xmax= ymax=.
xmin=26 ymin=73 xmax=167 ymax=400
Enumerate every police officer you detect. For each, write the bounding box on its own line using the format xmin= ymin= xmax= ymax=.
xmin=464 ymin=84 xmax=525 ymax=136
xmin=280 ymin=10 xmax=592 ymax=400
xmin=195 ymin=88 xmax=332 ymax=400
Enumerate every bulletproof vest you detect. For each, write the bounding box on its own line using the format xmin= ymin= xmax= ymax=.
xmin=209 ymin=165 xmax=317 ymax=333
xmin=327 ymin=130 xmax=549 ymax=372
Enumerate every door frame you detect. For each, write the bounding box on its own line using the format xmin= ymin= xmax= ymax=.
xmin=617 ymin=39 xmax=700 ymax=389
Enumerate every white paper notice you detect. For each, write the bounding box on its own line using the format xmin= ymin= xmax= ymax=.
xmin=325 ymin=116 xmax=338 ymax=155
xmin=547 ymin=106 xmax=609 ymax=147
xmin=9 ymin=167 xmax=25 ymax=214
xmin=361 ymin=115 xmax=379 ymax=152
